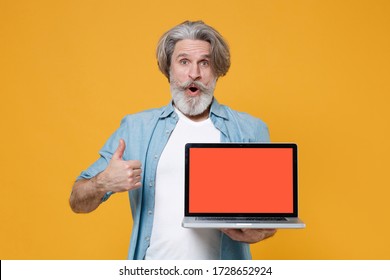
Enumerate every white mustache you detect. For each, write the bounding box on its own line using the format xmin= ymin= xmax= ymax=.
xmin=176 ymin=80 xmax=209 ymax=92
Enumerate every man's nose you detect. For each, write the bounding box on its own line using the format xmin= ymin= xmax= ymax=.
xmin=188 ymin=64 xmax=201 ymax=81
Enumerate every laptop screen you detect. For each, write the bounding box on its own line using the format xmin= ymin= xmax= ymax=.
xmin=185 ymin=143 xmax=298 ymax=216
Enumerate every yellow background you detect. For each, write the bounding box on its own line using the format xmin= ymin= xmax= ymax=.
xmin=1 ymin=0 xmax=389 ymax=259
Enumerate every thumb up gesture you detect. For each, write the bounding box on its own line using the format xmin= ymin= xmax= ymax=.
xmin=98 ymin=139 xmax=142 ymax=192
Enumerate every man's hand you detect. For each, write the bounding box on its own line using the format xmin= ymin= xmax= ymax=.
xmin=221 ymin=228 xmax=277 ymax=244
xmin=96 ymin=139 xmax=142 ymax=193
xmin=69 ymin=139 xmax=142 ymax=213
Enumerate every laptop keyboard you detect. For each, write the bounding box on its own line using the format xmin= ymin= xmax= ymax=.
xmin=196 ymin=217 xmax=287 ymax=221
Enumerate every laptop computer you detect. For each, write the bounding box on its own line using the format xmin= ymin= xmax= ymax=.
xmin=182 ymin=143 xmax=305 ymax=229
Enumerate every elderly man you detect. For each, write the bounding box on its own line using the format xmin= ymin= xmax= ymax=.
xmin=70 ymin=20 xmax=276 ymax=260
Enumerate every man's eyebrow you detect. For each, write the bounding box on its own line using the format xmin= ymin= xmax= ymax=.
xmin=176 ymin=53 xmax=189 ymax=59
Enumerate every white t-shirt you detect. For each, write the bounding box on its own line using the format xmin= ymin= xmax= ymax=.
xmin=144 ymin=108 xmax=221 ymax=260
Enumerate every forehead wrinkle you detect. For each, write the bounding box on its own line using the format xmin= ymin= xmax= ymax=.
xmin=172 ymin=39 xmax=212 ymax=59
xmin=175 ymin=53 xmax=211 ymax=59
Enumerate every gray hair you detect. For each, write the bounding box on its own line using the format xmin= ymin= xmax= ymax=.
xmin=156 ymin=20 xmax=230 ymax=80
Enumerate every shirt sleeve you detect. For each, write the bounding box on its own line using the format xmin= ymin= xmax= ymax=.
xmin=258 ymin=120 xmax=270 ymax=142
xmin=76 ymin=116 xmax=130 ymax=201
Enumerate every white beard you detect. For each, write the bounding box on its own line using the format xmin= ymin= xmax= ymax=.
xmin=170 ymin=79 xmax=216 ymax=116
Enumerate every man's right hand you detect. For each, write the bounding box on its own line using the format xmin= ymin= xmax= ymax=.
xmin=69 ymin=139 xmax=142 ymax=213
xmin=96 ymin=139 xmax=142 ymax=193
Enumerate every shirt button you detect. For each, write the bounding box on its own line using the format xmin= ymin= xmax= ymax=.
xmin=149 ymin=182 xmax=153 ymax=187
xmin=154 ymin=155 xmax=158 ymax=160
xmin=148 ymin=210 xmax=153 ymax=215
xmin=145 ymin=236 xmax=150 ymax=241
xmin=165 ymin=130 xmax=169 ymax=134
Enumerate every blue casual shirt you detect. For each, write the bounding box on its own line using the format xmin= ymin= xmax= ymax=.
xmin=78 ymin=99 xmax=270 ymax=260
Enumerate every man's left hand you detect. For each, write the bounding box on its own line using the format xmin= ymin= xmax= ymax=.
xmin=221 ymin=228 xmax=277 ymax=244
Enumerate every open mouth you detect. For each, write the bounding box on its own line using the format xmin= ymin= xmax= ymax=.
xmin=187 ymin=83 xmax=200 ymax=94
xmin=189 ymin=86 xmax=198 ymax=92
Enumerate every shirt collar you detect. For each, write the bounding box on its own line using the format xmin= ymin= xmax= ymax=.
xmin=209 ymin=98 xmax=229 ymax=120
xmin=159 ymin=101 xmax=176 ymax=119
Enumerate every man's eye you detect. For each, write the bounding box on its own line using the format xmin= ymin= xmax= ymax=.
xmin=180 ymin=60 xmax=189 ymax=65
xmin=200 ymin=60 xmax=209 ymax=66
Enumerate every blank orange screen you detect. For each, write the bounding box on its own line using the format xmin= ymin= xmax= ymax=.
xmin=189 ymin=148 xmax=294 ymax=213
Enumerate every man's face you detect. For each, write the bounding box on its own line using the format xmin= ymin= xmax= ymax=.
xmin=169 ymin=39 xmax=217 ymax=117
